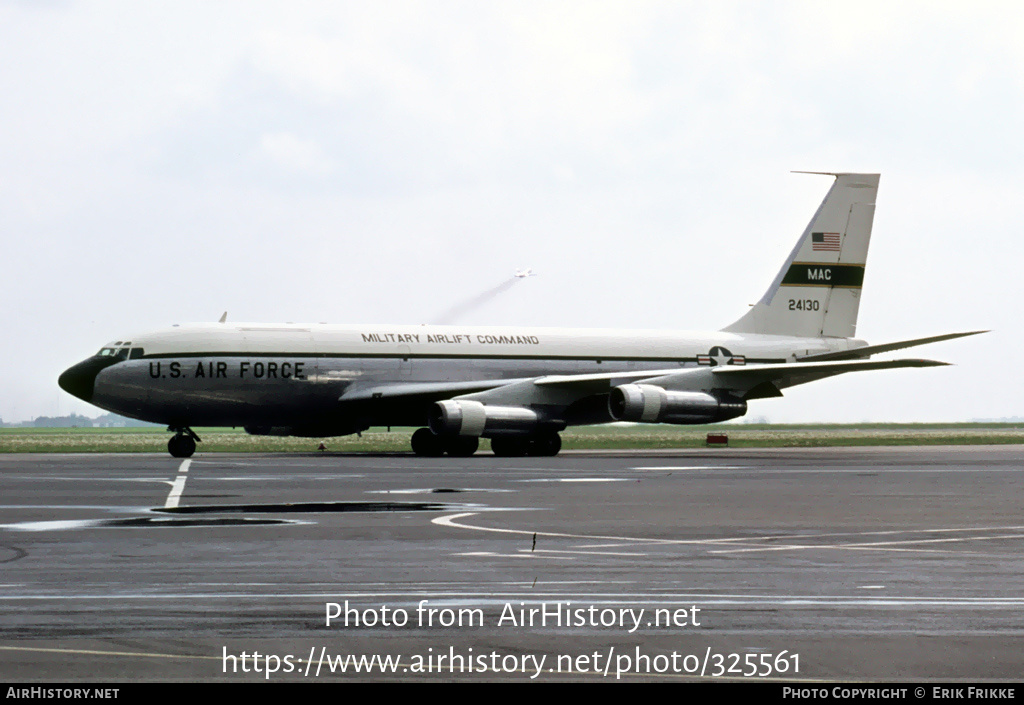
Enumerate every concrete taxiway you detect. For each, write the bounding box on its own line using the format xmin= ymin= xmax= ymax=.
xmin=1 ymin=446 xmax=1022 ymax=681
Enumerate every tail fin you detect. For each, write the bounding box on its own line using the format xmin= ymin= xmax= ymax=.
xmin=723 ymin=172 xmax=879 ymax=339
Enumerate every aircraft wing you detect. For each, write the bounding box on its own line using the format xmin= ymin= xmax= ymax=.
xmin=798 ymin=331 xmax=986 ymax=362
xmin=338 ymin=368 xmax=688 ymax=407
xmin=526 ymin=358 xmax=948 ymax=396
xmin=341 ymin=357 xmax=948 ymax=409
xmin=338 ymin=378 xmax=535 ymax=403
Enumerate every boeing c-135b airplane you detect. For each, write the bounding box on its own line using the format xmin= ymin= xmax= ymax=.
xmin=59 ymin=173 xmax=982 ymax=458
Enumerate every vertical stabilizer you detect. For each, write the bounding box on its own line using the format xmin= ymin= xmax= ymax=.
xmin=723 ymin=172 xmax=879 ymax=339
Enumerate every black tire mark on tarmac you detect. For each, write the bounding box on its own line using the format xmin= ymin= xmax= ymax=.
xmin=0 ymin=545 xmax=28 ymax=563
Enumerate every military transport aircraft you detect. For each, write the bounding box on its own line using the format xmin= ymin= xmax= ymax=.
xmin=58 ymin=173 xmax=981 ymax=458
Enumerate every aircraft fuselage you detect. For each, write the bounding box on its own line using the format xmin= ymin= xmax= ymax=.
xmin=59 ymin=323 xmax=859 ymax=435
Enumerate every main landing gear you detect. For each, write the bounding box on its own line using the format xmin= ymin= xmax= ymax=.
xmin=410 ymin=428 xmax=561 ymax=457
xmin=167 ymin=427 xmax=201 ymax=458
xmin=491 ymin=431 xmax=561 ymax=457
xmin=410 ymin=428 xmax=478 ymax=457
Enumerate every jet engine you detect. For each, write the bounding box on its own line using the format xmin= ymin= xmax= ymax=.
xmin=429 ymin=399 xmax=540 ymax=437
xmin=608 ymin=384 xmax=746 ymax=424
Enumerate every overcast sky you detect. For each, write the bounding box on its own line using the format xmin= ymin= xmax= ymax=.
xmin=2 ymin=1 xmax=1021 ymax=423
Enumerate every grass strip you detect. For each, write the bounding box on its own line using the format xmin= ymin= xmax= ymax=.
xmin=2 ymin=424 xmax=1023 ymax=453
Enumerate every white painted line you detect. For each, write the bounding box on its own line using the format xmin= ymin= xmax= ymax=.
xmin=7 ymin=477 xmax=172 ymax=484
xmin=700 ymin=524 xmax=1024 ymax=547
xmin=517 ymin=478 xmax=630 ymax=483
xmin=434 ymin=513 xmax=1024 ymax=558
xmin=630 ymin=466 xmax=749 ymax=471
xmin=709 ymin=529 xmax=1024 ymax=555
xmin=163 ymin=459 xmax=191 ymax=509
xmin=433 ymin=512 xmax=715 ymax=545
xmin=4 ymin=587 xmax=1024 ymax=608
xmin=0 ymin=644 xmax=218 ymax=662
xmin=526 ymin=549 xmax=645 ymax=557
xmin=455 ymin=551 xmax=569 ymax=560
xmin=368 ymin=488 xmax=515 ymax=495
xmin=199 ymin=474 xmax=364 ymax=481
xmin=2 ymin=519 xmax=107 ymax=532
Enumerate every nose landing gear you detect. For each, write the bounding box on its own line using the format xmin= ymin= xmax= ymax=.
xmin=167 ymin=427 xmax=201 ymax=458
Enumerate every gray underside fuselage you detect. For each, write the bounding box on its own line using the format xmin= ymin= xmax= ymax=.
xmin=87 ymin=355 xmax=719 ymax=434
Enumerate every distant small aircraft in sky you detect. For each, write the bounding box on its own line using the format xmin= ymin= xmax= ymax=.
xmin=514 ymin=269 xmax=535 ymax=278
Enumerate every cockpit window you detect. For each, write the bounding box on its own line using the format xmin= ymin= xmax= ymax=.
xmin=97 ymin=347 xmax=132 ymax=360
xmin=129 ymin=348 xmax=144 ymax=359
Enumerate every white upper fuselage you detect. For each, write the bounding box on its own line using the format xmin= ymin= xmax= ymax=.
xmin=115 ymin=322 xmax=864 ymax=361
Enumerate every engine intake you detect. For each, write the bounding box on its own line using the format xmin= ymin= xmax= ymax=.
xmin=429 ymin=400 xmax=540 ymax=437
xmin=608 ymin=384 xmax=746 ymax=424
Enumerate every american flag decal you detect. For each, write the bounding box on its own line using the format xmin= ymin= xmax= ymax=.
xmin=812 ymin=232 xmax=841 ymax=251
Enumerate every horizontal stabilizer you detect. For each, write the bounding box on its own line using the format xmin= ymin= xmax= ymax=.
xmin=710 ymin=357 xmax=948 ymax=392
xmin=797 ymin=331 xmax=988 ymax=362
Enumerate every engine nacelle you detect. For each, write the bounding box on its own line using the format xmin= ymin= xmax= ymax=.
xmin=608 ymin=384 xmax=747 ymax=424
xmin=429 ymin=400 xmax=540 ymax=437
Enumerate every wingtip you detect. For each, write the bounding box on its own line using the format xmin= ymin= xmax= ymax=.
xmin=914 ymin=359 xmax=951 ymax=367
xmin=945 ymin=330 xmax=989 ymax=341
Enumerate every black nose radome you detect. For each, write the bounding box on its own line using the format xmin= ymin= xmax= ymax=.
xmin=58 ymin=357 xmax=120 ymax=403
